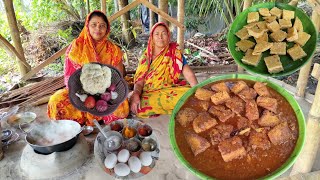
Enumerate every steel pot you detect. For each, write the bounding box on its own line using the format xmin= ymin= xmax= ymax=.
xmin=25 ymin=120 xmax=82 ymax=155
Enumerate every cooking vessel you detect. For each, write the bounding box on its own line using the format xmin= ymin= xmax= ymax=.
xmin=25 ymin=120 xmax=82 ymax=155
xmin=169 ymin=74 xmax=306 ymax=180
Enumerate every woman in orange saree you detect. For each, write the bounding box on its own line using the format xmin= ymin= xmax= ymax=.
xmin=130 ymin=22 xmax=198 ymax=118
xmin=47 ymin=10 xmax=129 ymax=126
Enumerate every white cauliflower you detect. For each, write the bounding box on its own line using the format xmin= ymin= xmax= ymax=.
xmin=80 ymin=63 xmax=112 ymax=95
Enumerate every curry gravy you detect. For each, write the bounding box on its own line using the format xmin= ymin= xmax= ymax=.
xmin=175 ymin=80 xmax=298 ymax=180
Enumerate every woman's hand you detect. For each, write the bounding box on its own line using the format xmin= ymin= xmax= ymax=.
xmin=130 ymin=91 xmax=141 ymax=114
xmin=182 ymin=65 xmax=198 ymax=87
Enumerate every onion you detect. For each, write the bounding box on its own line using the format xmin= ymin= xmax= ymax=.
xmin=108 ymin=84 xmax=116 ymax=92
xmin=100 ymin=92 xmax=111 ymax=101
xmin=95 ymin=100 xmax=108 ymax=112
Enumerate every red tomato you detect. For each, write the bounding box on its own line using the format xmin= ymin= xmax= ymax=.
xmin=84 ymin=96 xmax=96 ymax=109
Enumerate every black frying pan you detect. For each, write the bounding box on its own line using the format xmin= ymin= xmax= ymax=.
xmin=24 ymin=120 xmax=83 ymax=155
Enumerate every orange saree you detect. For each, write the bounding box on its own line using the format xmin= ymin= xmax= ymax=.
xmin=47 ymin=10 xmax=129 ymax=126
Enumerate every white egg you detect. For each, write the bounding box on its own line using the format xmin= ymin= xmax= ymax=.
xmin=114 ymin=163 xmax=130 ymax=177
xmin=128 ymin=156 xmax=142 ymax=173
xmin=139 ymin=151 xmax=153 ymax=166
xmin=117 ymin=149 xmax=130 ymax=163
xmin=104 ymin=153 xmax=117 ymax=169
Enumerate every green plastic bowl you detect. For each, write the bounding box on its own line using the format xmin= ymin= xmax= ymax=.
xmin=227 ymin=2 xmax=317 ymax=77
xmin=169 ymin=74 xmax=306 ymax=180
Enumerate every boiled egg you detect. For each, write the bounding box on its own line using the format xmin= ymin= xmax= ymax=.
xmin=139 ymin=151 xmax=152 ymax=166
xmin=104 ymin=153 xmax=117 ymax=169
xmin=128 ymin=156 xmax=142 ymax=173
xmin=114 ymin=163 xmax=130 ymax=177
xmin=117 ymin=149 xmax=130 ymax=163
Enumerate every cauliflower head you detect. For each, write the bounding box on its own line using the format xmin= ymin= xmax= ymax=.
xmin=80 ymin=63 xmax=112 ymax=95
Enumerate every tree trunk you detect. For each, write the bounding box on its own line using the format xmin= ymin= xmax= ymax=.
xmin=3 ymin=0 xmax=30 ymax=76
xmin=118 ymin=0 xmax=135 ymax=46
xmin=159 ymin=0 xmax=168 ymax=24
xmin=79 ymin=0 xmax=86 ymax=19
xmin=177 ymin=0 xmax=184 ymax=50
xmin=149 ymin=0 xmax=155 ymax=29
xmin=86 ymin=0 xmax=90 ymax=15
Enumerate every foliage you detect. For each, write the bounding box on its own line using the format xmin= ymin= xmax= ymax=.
xmin=44 ymin=59 xmax=64 ymax=74
xmin=0 ymin=49 xmax=17 ymax=76
xmin=56 ymin=27 xmax=74 ymax=45
xmin=0 ymin=13 xmax=11 ymax=40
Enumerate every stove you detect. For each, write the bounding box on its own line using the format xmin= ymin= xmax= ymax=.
xmin=20 ymin=134 xmax=89 ymax=179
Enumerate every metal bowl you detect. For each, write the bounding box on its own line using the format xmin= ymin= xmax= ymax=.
xmin=8 ymin=111 xmax=36 ymax=127
xmin=141 ymin=137 xmax=157 ymax=152
xmin=124 ymin=138 xmax=142 ymax=153
xmin=82 ymin=126 xmax=94 ymax=136
xmin=1 ymin=129 xmax=13 ymax=142
xmin=103 ymin=131 xmax=123 ymax=152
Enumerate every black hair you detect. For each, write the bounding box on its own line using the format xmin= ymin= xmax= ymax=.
xmin=88 ymin=11 xmax=109 ymax=27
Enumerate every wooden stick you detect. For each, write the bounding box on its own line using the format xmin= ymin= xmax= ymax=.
xmin=185 ymin=41 xmax=218 ymax=58
xmin=21 ymin=46 xmax=68 ymax=81
xmin=2 ymin=77 xmax=59 ymax=100
xmin=30 ymin=95 xmax=52 ymax=106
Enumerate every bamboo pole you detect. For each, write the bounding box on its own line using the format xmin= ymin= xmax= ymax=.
xmin=291 ymin=64 xmax=320 ymax=175
xmin=0 ymin=34 xmax=30 ymax=69
xmin=3 ymin=0 xmax=30 ymax=75
xmin=101 ymin=0 xmax=106 ymax=14
xmin=296 ymin=11 xmax=320 ymax=97
xmin=158 ymin=0 xmax=168 ymax=24
xmin=177 ymin=0 xmax=184 ymax=50
xmin=290 ymin=65 xmax=320 ymax=175
xmin=237 ymin=0 xmax=253 ymax=73
xmin=21 ymin=46 xmax=68 ymax=81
